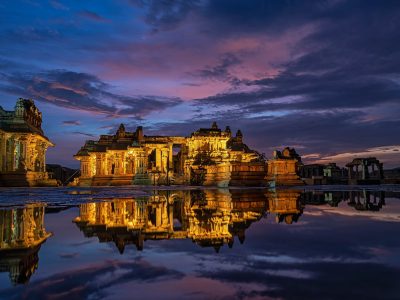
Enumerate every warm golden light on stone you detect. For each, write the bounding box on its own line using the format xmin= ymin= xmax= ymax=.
xmin=0 ymin=204 xmax=52 ymax=285
xmin=74 ymin=122 xmax=266 ymax=186
xmin=73 ymin=189 xmax=304 ymax=252
xmin=0 ymin=99 xmax=57 ymax=187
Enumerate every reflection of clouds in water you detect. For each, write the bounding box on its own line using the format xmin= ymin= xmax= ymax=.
xmin=248 ymin=254 xmax=373 ymax=265
xmin=1 ymin=188 xmax=400 ymax=298
xmin=59 ymin=252 xmax=80 ymax=259
xmin=303 ymin=210 xmax=324 ymax=216
xmin=313 ymin=205 xmax=400 ymax=223
xmin=0 ymin=259 xmax=184 ymax=300
xmin=69 ymin=239 xmax=95 ymax=247
xmin=196 ymin=261 xmax=400 ymax=300
xmin=262 ymin=269 xmax=313 ymax=279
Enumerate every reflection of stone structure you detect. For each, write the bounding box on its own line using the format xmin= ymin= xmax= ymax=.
xmin=266 ymin=147 xmax=304 ymax=186
xmin=303 ymin=191 xmax=345 ymax=206
xmin=73 ymin=189 xmax=268 ymax=252
xmin=0 ymin=98 xmax=57 ymax=186
xmin=346 ymin=157 xmax=384 ymax=185
xmin=0 ymin=204 xmax=52 ymax=285
xmin=74 ymin=122 xmax=265 ymax=187
xmin=302 ymin=190 xmax=386 ymax=211
xmin=346 ymin=191 xmax=385 ymax=211
xmin=300 ymin=163 xmax=348 ymax=185
xmin=267 ymin=189 xmax=303 ymax=224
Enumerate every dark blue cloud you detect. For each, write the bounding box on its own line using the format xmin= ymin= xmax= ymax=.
xmin=0 ymin=69 xmax=182 ymax=118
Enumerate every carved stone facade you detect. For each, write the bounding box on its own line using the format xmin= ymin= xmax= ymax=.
xmin=265 ymin=147 xmax=304 ymax=186
xmin=74 ymin=122 xmax=266 ymax=186
xmin=0 ymin=98 xmax=57 ymax=186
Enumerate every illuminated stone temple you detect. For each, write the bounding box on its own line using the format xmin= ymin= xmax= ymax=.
xmin=74 ymin=122 xmax=266 ymax=186
xmin=0 ymin=204 xmax=52 ymax=285
xmin=265 ymin=147 xmax=304 ymax=186
xmin=0 ymin=98 xmax=57 ymax=186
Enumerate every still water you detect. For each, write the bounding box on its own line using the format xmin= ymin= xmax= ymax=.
xmin=0 ymin=186 xmax=399 ymax=300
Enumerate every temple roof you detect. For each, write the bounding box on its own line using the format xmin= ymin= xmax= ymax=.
xmin=191 ymin=122 xmax=231 ymax=137
xmin=0 ymin=121 xmax=45 ymax=136
xmin=0 ymin=99 xmax=51 ymax=142
xmin=346 ymin=157 xmax=382 ymax=167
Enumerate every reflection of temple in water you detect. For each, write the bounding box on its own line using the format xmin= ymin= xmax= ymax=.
xmin=267 ymin=190 xmax=304 ymax=224
xmin=74 ymin=189 xmax=304 ymax=253
xmin=74 ymin=190 xmax=258 ymax=252
xmin=303 ymin=191 xmax=386 ymax=211
xmin=346 ymin=191 xmax=385 ymax=211
xmin=0 ymin=204 xmax=51 ymax=285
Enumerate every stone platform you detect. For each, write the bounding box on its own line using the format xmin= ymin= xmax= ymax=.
xmin=78 ymin=175 xmax=135 ymax=186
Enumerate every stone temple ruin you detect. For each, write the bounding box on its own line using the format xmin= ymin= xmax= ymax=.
xmin=265 ymin=147 xmax=304 ymax=186
xmin=346 ymin=157 xmax=384 ymax=185
xmin=0 ymin=98 xmax=57 ymax=186
xmin=74 ymin=122 xmax=266 ymax=187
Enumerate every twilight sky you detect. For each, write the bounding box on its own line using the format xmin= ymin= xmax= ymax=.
xmin=0 ymin=0 xmax=399 ymax=168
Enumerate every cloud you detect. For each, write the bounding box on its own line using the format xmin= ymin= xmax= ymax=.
xmin=72 ymin=132 xmax=96 ymax=138
xmin=130 ymin=0 xmax=203 ymax=31
xmin=0 ymin=27 xmax=61 ymax=43
xmin=78 ymin=10 xmax=109 ymax=23
xmin=49 ymin=0 xmax=69 ymax=11
xmin=191 ymin=53 xmax=242 ymax=84
xmin=0 ymin=69 xmax=183 ymax=118
xmin=312 ymin=145 xmax=400 ymax=167
xmin=62 ymin=120 xmax=81 ymax=126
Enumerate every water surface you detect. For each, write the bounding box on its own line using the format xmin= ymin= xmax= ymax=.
xmin=0 ymin=186 xmax=399 ymax=299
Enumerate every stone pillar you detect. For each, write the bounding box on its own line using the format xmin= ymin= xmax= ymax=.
xmin=42 ymin=143 xmax=47 ymax=172
xmin=117 ymin=154 xmax=122 ymax=175
xmin=162 ymin=149 xmax=169 ymax=173
xmin=95 ymin=155 xmax=101 ymax=175
xmin=135 ymin=155 xmax=141 ymax=174
xmin=155 ymin=149 xmax=161 ymax=170
xmin=169 ymin=143 xmax=173 ymax=169
xmin=121 ymin=153 xmax=126 ymax=175
xmin=156 ymin=204 xmax=162 ymax=227
xmin=20 ymin=139 xmax=27 ymax=171
xmin=169 ymin=202 xmax=173 ymax=231
xmin=7 ymin=137 xmax=15 ymax=172
xmin=114 ymin=154 xmax=120 ymax=175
